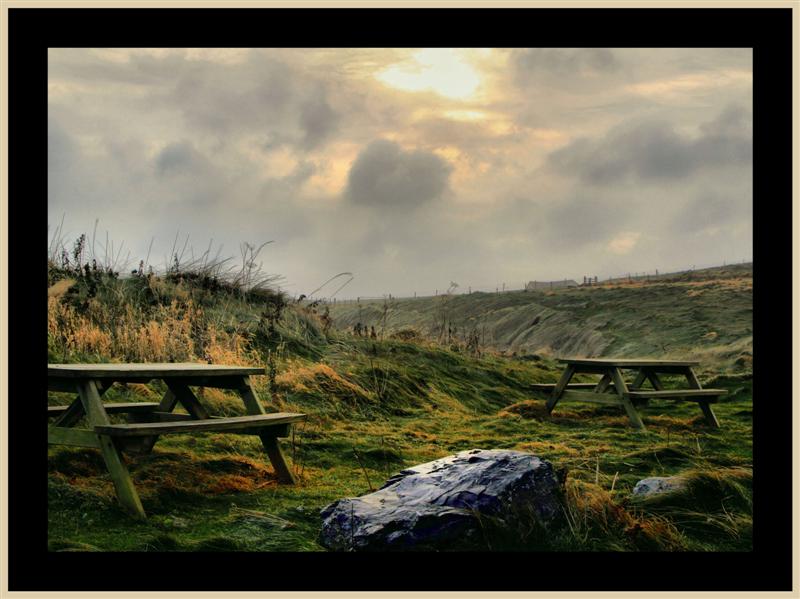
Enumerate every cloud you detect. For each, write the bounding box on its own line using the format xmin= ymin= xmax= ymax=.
xmin=48 ymin=119 xmax=78 ymax=174
xmin=299 ymin=91 xmax=339 ymax=149
xmin=47 ymin=48 xmax=753 ymax=297
xmin=607 ymin=232 xmax=641 ymax=255
xmin=345 ymin=139 xmax=452 ymax=209
xmin=547 ymin=106 xmax=752 ymax=184
xmin=155 ymin=141 xmax=207 ymax=176
xmin=625 ymin=69 xmax=751 ymax=99
xmin=543 ymin=194 xmax=631 ymax=250
xmin=512 ymin=48 xmax=620 ymax=77
xmin=671 ymin=191 xmax=751 ymax=234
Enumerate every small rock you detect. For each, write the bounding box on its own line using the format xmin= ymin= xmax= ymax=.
xmin=632 ymin=476 xmax=687 ymax=497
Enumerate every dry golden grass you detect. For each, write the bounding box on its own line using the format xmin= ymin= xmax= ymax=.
xmin=274 ymin=362 xmax=373 ymax=403
xmin=48 ymin=278 xmax=76 ymax=298
xmin=49 ymin=294 xmax=255 ymax=367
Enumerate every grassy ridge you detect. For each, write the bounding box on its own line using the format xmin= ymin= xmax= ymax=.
xmin=327 ymin=264 xmax=752 ymax=373
xmin=47 ymin=266 xmax=753 ymax=552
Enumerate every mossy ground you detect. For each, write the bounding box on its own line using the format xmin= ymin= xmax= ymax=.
xmin=47 ymin=268 xmax=753 ymax=552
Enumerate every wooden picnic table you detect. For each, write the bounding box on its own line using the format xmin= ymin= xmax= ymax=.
xmin=532 ymin=358 xmax=726 ymax=430
xmin=48 ymin=363 xmax=306 ymax=519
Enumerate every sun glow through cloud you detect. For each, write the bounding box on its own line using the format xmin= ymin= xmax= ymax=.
xmin=376 ymin=49 xmax=481 ymax=100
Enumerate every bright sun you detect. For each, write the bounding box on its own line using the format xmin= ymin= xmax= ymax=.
xmin=376 ymin=48 xmax=481 ymax=100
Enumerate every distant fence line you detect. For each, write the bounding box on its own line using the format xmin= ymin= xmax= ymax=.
xmin=300 ymin=258 xmax=752 ymax=304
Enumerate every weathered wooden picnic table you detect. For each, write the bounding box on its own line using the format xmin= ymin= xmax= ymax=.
xmin=532 ymin=358 xmax=726 ymax=430
xmin=48 ymin=363 xmax=306 ymax=519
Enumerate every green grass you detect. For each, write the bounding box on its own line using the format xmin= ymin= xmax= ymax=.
xmin=47 ymin=266 xmax=753 ymax=552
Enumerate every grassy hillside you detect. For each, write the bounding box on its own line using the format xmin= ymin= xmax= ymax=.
xmin=328 ymin=263 xmax=752 ymax=374
xmin=47 ymin=262 xmax=753 ymax=552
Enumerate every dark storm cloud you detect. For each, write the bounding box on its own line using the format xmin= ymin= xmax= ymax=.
xmin=512 ymin=48 xmax=620 ymax=76
xmin=299 ymin=90 xmax=339 ymax=149
xmin=345 ymin=139 xmax=452 ymax=209
xmin=155 ymin=142 xmax=207 ymax=176
xmin=547 ymin=105 xmax=752 ymax=185
xmin=167 ymin=55 xmax=342 ymax=153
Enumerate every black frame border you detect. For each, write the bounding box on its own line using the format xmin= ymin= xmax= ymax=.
xmin=7 ymin=6 xmax=794 ymax=592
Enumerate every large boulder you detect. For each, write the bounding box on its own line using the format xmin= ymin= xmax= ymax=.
xmin=319 ymin=449 xmax=564 ymax=551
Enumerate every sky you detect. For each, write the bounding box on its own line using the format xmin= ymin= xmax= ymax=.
xmin=48 ymin=48 xmax=752 ymax=298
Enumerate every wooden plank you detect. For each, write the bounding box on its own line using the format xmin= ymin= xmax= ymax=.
xmin=698 ymin=400 xmax=721 ymax=428
xmin=49 ymin=402 xmax=159 ymax=416
xmin=235 ymin=377 xmax=268 ymax=415
xmin=558 ymin=358 xmax=700 ymax=367
xmin=127 ymin=411 xmax=196 ymax=424
xmin=137 ymin=388 xmax=179 ymax=455
xmin=558 ymin=390 xmax=623 ymax=406
xmin=165 ymin=382 xmax=210 ymax=420
xmin=625 ymin=389 xmax=725 ymax=400
xmin=594 ymin=373 xmax=613 ymax=394
xmin=76 ymin=380 xmax=111 ymax=426
xmin=629 ymin=370 xmax=648 ymax=390
xmin=234 ymin=378 xmax=300 ymax=483
xmin=97 ymin=434 xmax=146 ymax=519
xmin=76 ymin=379 xmax=145 ymax=519
xmin=610 ymin=367 xmax=646 ymax=430
xmin=683 ymin=367 xmax=704 ymax=389
xmin=48 ymin=427 xmax=101 ymax=448
xmin=49 ymin=363 xmax=265 ymax=379
xmin=51 ymin=380 xmax=114 ymax=427
xmin=51 ymin=400 xmax=85 ymax=427
xmin=531 ymin=383 xmax=602 ymax=390
xmin=148 ymin=411 xmax=196 ymax=422
xmin=261 ymin=435 xmax=296 ymax=484
xmin=47 ymin=378 xmax=82 ymax=393
xmin=94 ymin=413 xmax=306 ymax=436
xmin=546 ymin=364 xmax=575 ymax=413
xmin=646 ymin=370 xmax=665 ymax=391
xmin=683 ymin=367 xmax=721 ymax=427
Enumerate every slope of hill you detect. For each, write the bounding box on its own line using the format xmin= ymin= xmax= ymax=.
xmin=328 ymin=265 xmax=752 ymax=373
xmin=46 ymin=262 xmax=753 ymax=553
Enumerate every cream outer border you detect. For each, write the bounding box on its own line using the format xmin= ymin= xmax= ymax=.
xmin=0 ymin=1 xmax=796 ymax=597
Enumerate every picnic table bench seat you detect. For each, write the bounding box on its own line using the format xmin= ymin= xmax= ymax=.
xmin=625 ymin=389 xmax=726 ymax=402
xmin=48 ymin=402 xmax=161 ymax=416
xmin=531 ymin=382 xmax=616 ymax=391
xmin=94 ymin=412 xmax=306 ymax=436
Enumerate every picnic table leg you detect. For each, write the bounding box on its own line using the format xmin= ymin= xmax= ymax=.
xmin=629 ymin=370 xmax=648 ymax=390
xmin=594 ymin=373 xmax=613 ymax=394
xmin=683 ymin=367 xmax=721 ymax=428
xmin=546 ymin=364 xmax=576 ymax=414
xmin=645 ymin=369 xmax=665 ymax=391
xmin=166 ymin=381 xmax=210 ymax=420
xmin=134 ymin=388 xmax=179 ymax=455
xmin=609 ymin=368 xmax=646 ymax=430
xmin=76 ymin=380 xmax=146 ymax=519
xmin=236 ymin=378 xmax=297 ymax=484
xmin=52 ymin=381 xmax=112 ymax=428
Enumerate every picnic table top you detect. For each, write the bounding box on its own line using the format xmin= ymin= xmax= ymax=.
xmin=48 ymin=363 xmax=265 ymax=379
xmin=558 ymin=358 xmax=700 ymax=367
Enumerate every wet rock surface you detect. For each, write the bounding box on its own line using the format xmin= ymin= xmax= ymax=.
xmin=319 ymin=449 xmax=563 ymax=551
